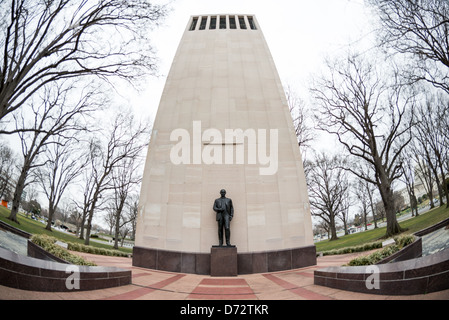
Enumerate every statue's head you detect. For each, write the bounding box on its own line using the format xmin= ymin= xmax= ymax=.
xmin=220 ymin=189 xmax=226 ymax=196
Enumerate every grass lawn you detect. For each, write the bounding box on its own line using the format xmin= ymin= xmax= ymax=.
xmin=315 ymin=205 xmax=449 ymax=253
xmin=0 ymin=206 xmax=132 ymax=254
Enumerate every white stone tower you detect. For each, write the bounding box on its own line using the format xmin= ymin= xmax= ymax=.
xmin=133 ymin=14 xmax=315 ymax=274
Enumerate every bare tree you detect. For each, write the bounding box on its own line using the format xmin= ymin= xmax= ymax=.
xmin=126 ymin=193 xmax=139 ymax=241
xmin=368 ymin=0 xmax=449 ymax=94
xmin=353 ymin=179 xmax=371 ymax=231
xmin=0 ymin=143 xmax=16 ymax=202
xmin=338 ymin=188 xmax=352 ymax=236
xmin=21 ymin=183 xmax=39 ymax=217
xmin=67 ymin=205 xmax=83 ymax=235
xmin=414 ymin=152 xmax=435 ymax=208
xmin=81 ymin=111 xmax=150 ymax=245
xmin=400 ymin=147 xmax=419 ymax=216
xmin=285 ymin=85 xmax=315 ymax=155
xmin=35 ymin=135 xmax=88 ymax=231
xmin=310 ymin=53 xmax=415 ymax=237
xmin=110 ymin=154 xmax=144 ymax=249
xmin=375 ymin=200 xmax=386 ymax=223
xmin=0 ymin=0 xmax=168 ymax=121
xmin=363 ymin=173 xmax=379 ymax=229
xmin=314 ymin=219 xmax=330 ymax=241
xmin=77 ymin=138 xmax=100 ymax=239
xmin=305 ymin=152 xmax=349 ymax=241
xmin=57 ymin=199 xmax=74 ymax=224
xmin=104 ymin=205 xmax=115 ymax=236
xmin=7 ymin=82 xmax=95 ymax=223
xmin=413 ymin=91 xmax=449 ymax=207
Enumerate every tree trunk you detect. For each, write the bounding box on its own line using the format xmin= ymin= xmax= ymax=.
xmin=382 ymin=187 xmax=404 ymax=237
xmin=84 ymin=209 xmax=94 ymax=246
xmin=367 ymin=189 xmax=378 ymax=229
xmin=377 ymin=165 xmax=404 ymax=237
xmin=407 ymin=192 xmax=414 ymax=217
xmin=438 ymin=165 xmax=448 ymax=208
xmin=114 ymin=217 xmax=120 ymax=250
xmin=7 ymin=168 xmax=28 ymax=224
xmin=46 ymin=206 xmax=55 ymax=231
xmin=79 ymin=210 xmax=88 ymax=239
xmin=329 ymin=212 xmax=338 ymax=241
xmin=113 ymin=197 xmax=126 ymax=250
xmin=431 ymin=165 xmax=445 ymax=207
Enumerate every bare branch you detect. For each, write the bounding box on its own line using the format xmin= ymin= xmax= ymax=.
xmin=0 ymin=0 xmax=168 ymax=120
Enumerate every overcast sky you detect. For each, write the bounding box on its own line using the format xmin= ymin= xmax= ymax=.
xmin=129 ymin=0 xmax=377 ymax=123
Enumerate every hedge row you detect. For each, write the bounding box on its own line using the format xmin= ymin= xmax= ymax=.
xmin=31 ymin=234 xmax=129 ymax=266
xmin=31 ymin=234 xmax=96 ymax=266
xmin=67 ymin=242 xmax=129 ymax=257
xmin=347 ymin=234 xmax=416 ymax=266
xmin=321 ymin=240 xmax=384 ymax=256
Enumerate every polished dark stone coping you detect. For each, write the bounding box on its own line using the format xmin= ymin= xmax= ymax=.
xmin=415 ymin=217 xmax=449 ymax=237
xmin=314 ymin=247 xmax=449 ymax=295
xmin=0 ymin=220 xmax=31 ymax=239
xmin=0 ymin=246 xmax=131 ymax=292
xmin=132 ymin=245 xmax=317 ymax=275
xmin=314 ymin=219 xmax=449 ymax=295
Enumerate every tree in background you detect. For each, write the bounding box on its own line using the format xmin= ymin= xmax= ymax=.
xmin=35 ymin=134 xmax=88 ymax=231
xmin=285 ymin=85 xmax=315 ymax=157
xmin=412 ymin=91 xmax=449 ymax=208
xmin=0 ymin=0 xmax=168 ymax=122
xmin=81 ymin=110 xmax=149 ymax=245
xmin=311 ymin=53 xmax=415 ymax=237
xmin=368 ymin=0 xmax=449 ymax=94
xmin=7 ymin=82 xmax=96 ymax=223
xmin=305 ymin=152 xmax=349 ymax=241
xmin=110 ymin=151 xmax=146 ymax=249
xmin=0 ymin=144 xmax=16 ymax=202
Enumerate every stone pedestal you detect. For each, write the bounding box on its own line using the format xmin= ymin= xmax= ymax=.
xmin=210 ymin=246 xmax=237 ymax=277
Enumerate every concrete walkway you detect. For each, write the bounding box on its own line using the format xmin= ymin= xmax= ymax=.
xmin=1 ymin=250 xmax=448 ymax=300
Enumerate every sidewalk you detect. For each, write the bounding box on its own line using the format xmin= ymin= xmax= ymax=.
xmin=1 ymin=250 xmax=448 ymax=300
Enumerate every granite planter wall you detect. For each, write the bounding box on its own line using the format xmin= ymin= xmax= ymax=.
xmin=0 ymin=246 xmax=131 ymax=292
xmin=376 ymin=237 xmax=422 ymax=264
xmin=314 ymin=219 xmax=449 ymax=295
xmin=314 ymin=247 xmax=449 ymax=295
xmin=0 ymin=221 xmax=131 ymax=292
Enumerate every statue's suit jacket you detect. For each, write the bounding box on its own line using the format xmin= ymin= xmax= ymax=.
xmin=213 ymin=197 xmax=234 ymax=223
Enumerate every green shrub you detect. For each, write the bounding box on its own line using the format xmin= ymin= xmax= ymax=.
xmin=66 ymin=242 xmax=129 ymax=258
xmin=31 ymin=234 xmax=56 ymax=248
xmin=321 ymin=240 xmax=383 ymax=256
xmin=347 ymin=235 xmax=415 ymax=266
xmin=31 ymin=234 xmax=96 ymax=266
xmin=394 ymin=234 xmax=415 ymax=249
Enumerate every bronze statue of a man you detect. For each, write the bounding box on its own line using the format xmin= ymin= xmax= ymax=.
xmin=213 ymin=189 xmax=234 ymax=246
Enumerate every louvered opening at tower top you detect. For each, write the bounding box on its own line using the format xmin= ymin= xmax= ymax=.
xmin=189 ymin=15 xmax=258 ymax=31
